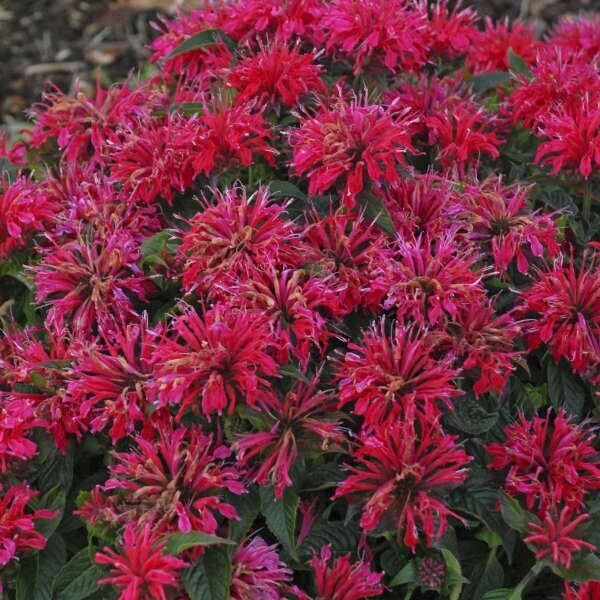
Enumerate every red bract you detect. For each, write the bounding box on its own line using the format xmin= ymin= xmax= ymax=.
xmin=227 ymin=41 xmax=325 ymax=109
xmin=334 ymin=405 xmax=471 ymax=550
xmin=179 ymin=186 xmax=301 ymax=295
xmin=518 ymin=253 xmax=600 ymax=376
xmin=290 ymin=92 xmax=416 ymax=204
xmin=318 ymin=0 xmax=428 ymax=74
xmin=302 ymin=545 xmax=385 ymax=600
xmin=0 ymin=483 xmax=57 ymax=568
xmin=425 ymin=0 xmax=478 ymax=60
xmin=0 ymin=175 xmax=56 ymax=259
xmin=336 ymin=321 xmax=459 ymax=426
xmin=383 ymin=233 xmax=486 ymax=327
xmin=461 ymin=178 xmax=559 ymax=274
xmin=153 ymin=304 xmax=280 ymax=418
xmin=32 ymin=228 xmax=153 ymax=334
xmin=86 ymin=425 xmax=244 ymax=536
xmin=524 ymin=508 xmax=596 ymax=569
xmin=549 ymin=13 xmax=600 ymax=63
xmin=234 ymin=379 xmax=345 ymax=498
xmin=466 ymin=17 xmax=538 ymax=73
xmin=230 ymin=537 xmax=293 ymax=599
xmin=96 ymin=521 xmax=188 ymax=600
xmin=487 ymin=410 xmax=600 ymax=514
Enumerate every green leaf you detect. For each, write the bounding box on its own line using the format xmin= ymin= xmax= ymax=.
xmin=53 ymin=548 xmax=102 ymax=600
xmin=164 ymin=532 xmax=235 ymax=556
xmin=278 ymin=363 xmax=310 ymax=384
xmin=182 ymin=545 xmax=232 ymax=600
xmin=260 ymin=486 xmax=299 ymax=561
xmin=546 ymin=358 xmax=586 ymax=417
xmin=441 ymin=548 xmax=468 ymax=600
xmin=30 ymin=485 xmax=66 ymax=539
xmin=508 ymin=49 xmax=533 ymax=79
xmin=269 ymin=180 xmax=307 ymax=201
xmin=499 ymin=492 xmax=529 ymax=533
xmin=538 ymin=187 xmax=578 ymax=215
xmin=482 ymin=589 xmax=521 ymax=600
xmin=361 ymin=192 xmax=396 ymax=236
xmin=17 ymin=534 xmax=67 ymax=600
xmin=390 ymin=560 xmax=418 ymax=586
xmin=470 ymin=71 xmax=512 ymax=94
xmin=552 ymin=554 xmax=600 ymax=583
xmin=141 ymin=230 xmax=180 ymax=268
xmin=228 ymin=488 xmax=261 ymax=542
xmin=167 ymin=29 xmax=237 ymax=59
xmin=453 ymin=397 xmax=498 ymax=435
xmin=298 ymin=521 xmax=360 ymax=559
xmin=471 ymin=551 xmax=505 ymax=600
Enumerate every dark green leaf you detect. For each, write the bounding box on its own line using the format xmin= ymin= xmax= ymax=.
xmin=141 ymin=230 xmax=180 ymax=268
xmin=228 ymin=488 xmax=261 ymax=542
xmin=508 ymin=49 xmax=533 ymax=79
xmin=441 ymin=548 xmax=469 ymax=600
xmin=30 ymin=485 xmax=66 ymax=538
xmin=453 ymin=397 xmax=498 ymax=435
xmin=361 ymin=192 xmax=396 ymax=236
xmin=278 ymin=363 xmax=310 ymax=384
xmin=470 ymin=71 xmax=511 ymax=94
xmin=298 ymin=521 xmax=360 ymax=559
xmin=482 ymin=589 xmax=521 ymax=600
xmin=53 ymin=548 xmax=101 ymax=600
xmin=260 ymin=486 xmax=299 ymax=561
xmin=167 ymin=29 xmax=237 ymax=59
xmin=269 ymin=180 xmax=307 ymax=201
xmin=182 ymin=545 xmax=232 ymax=600
xmin=165 ymin=532 xmax=235 ymax=556
xmin=390 ymin=560 xmax=417 ymax=586
xmin=17 ymin=534 xmax=67 ymax=600
xmin=546 ymin=359 xmax=586 ymax=417
xmin=551 ymin=554 xmax=600 ymax=583
xmin=499 ymin=492 xmax=529 ymax=533
xmin=538 ymin=187 xmax=578 ymax=215
xmin=471 ymin=552 xmax=505 ymax=600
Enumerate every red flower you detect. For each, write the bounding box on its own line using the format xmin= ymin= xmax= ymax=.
xmin=336 ymin=320 xmax=459 ymax=425
xmin=0 ymin=175 xmax=56 ymax=259
xmin=425 ymin=1 xmax=479 ymax=60
xmin=234 ymin=379 xmax=345 ymax=499
xmin=85 ymin=424 xmax=244 ymax=536
xmin=318 ymin=0 xmax=429 ymax=74
xmin=466 ymin=17 xmax=539 ymax=74
xmin=227 ymin=41 xmax=326 ymax=109
xmin=305 ymin=545 xmax=385 ymax=600
xmin=153 ymin=303 xmax=280 ymax=418
xmin=290 ymin=91 xmax=416 ymax=204
xmin=96 ymin=522 xmax=188 ymax=600
xmin=524 ymin=508 xmax=596 ymax=569
xmin=179 ymin=185 xmax=301 ymax=296
xmin=461 ymin=178 xmax=560 ymax=274
xmin=487 ymin=410 xmax=600 ymax=514
xmin=334 ymin=405 xmax=471 ymax=550
xmin=564 ymin=580 xmax=600 ymax=600
xmin=230 ymin=537 xmax=293 ymax=600
xmin=0 ymin=483 xmax=58 ymax=567
xmin=518 ymin=253 xmax=600 ymax=376
xmin=549 ymin=13 xmax=600 ymax=64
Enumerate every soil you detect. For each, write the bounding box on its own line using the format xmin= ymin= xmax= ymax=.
xmin=0 ymin=0 xmax=595 ymax=126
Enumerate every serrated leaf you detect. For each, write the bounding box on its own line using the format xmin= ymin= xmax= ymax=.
xmin=278 ymin=363 xmax=310 ymax=383
xmin=182 ymin=545 xmax=232 ymax=600
xmin=546 ymin=358 xmax=586 ymax=417
xmin=140 ymin=230 xmax=179 ymax=268
xmin=53 ymin=548 xmax=101 ymax=600
xmin=165 ymin=532 xmax=235 ymax=556
xmin=499 ymin=492 xmax=529 ymax=533
xmin=167 ymin=29 xmax=237 ymax=59
xmin=453 ymin=397 xmax=498 ymax=435
xmin=260 ymin=486 xmax=299 ymax=561
xmin=470 ymin=71 xmax=512 ymax=94
xmin=508 ymin=49 xmax=533 ymax=79
xmin=538 ymin=187 xmax=578 ymax=215
xmin=390 ymin=560 xmax=417 ymax=586
xmin=30 ymin=485 xmax=66 ymax=538
xmin=17 ymin=534 xmax=67 ymax=600
xmin=298 ymin=521 xmax=360 ymax=559
xmin=471 ymin=552 xmax=505 ymax=600
xmin=551 ymin=553 xmax=600 ymax=583
xmin=228 ymin=488 xmax=261 ymax=542
xmin=269 ymin=180 xmax=307 ymax=201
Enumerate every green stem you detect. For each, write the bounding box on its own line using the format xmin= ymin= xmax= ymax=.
xmin=510 ymin=563 xmax=545 ymax=599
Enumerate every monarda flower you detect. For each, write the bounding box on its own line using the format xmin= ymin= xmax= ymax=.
xmin=227 ymin=41 xmax=326 ymax=109
xmin=466 ymin=17 xmax=538 ymax=74
xmin=334 ymin=406 xmax=471 ymax=550
xmin=425 ymin=1 xmax=479 ymax=60
xmin=299 ymin=545 xmax=385 ymax=600
xmin=0 ymin=483 xmax=58 ymax=568
xmin=234 ymin=379 xmax=345 ymax=499
xmin=460 ymin=178 xmax=559 ymax=275
xmin=96 ymin=521 xmax=188 ymax=600
xmin=524 ymin=508 xmax=596 ymax=570
xmin=153 ymin=303 xmax=280 ymax=418
xmin=564 ymin=580 xmax=600 ymax=600
xmin=517 ymin=253 xmax=600 ymax=376
xmin=487 ymin=410 xmax=600 ymax=514
xmin=318 ymin=0 xmax=429 ymax=74
xmin=336 ymin=321 xmax=460 ymax=426
xmin=87 ymin=424 xmax=245 ymax=536
xmin=179 ymin=186 xmax=301 ymax=296
xmin=290 ymin=92 xmax=416 ymax=204
xmin=32 ymin=228 xmax=154 ymax=335
xmin=230 ymin=537 xmax=293 ymax=600
xmin=549 ymin=13 xmax=600 ymax=63
xmin=0 ymin=175 xmax=56 ymax=259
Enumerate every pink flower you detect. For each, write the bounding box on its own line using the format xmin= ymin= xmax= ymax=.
xmin=549 ymin=13 xmax=600 ymax=63
xmin=0 ymin=483 xmax=58 ymax=567
xmin=305 ymin=545 xmax=385 ymax=600
xmin=96 ymin=522 xmax=188 ymax=600
xmin=290 ymin=91 xmax=416 ymax=204
xmin=334 ymin=405 xmax=471 ymax=550
xmin=425 ymin=1 xmax=479 ymax=60
xmin=230 ymin=537 xmax=293 ymax=600
xmin=517 ymin=253 xmax=600 ymax=376
xmin=234 ymin=379 xmax=345 ymax=499
xmin=153 ymin=303 xmax=280 ymax=418
xmin=336 ymin=320 xmax=460 ymax=425
xmin=564 ymin=580 xmax=600 ymax=600
xmin=227 ymin=41 xmax=326 ymax=109
xmin=524 ymin=508 xmax=596 ymax=569
xmin=487 ymin=410 xmax=600 ymax=514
